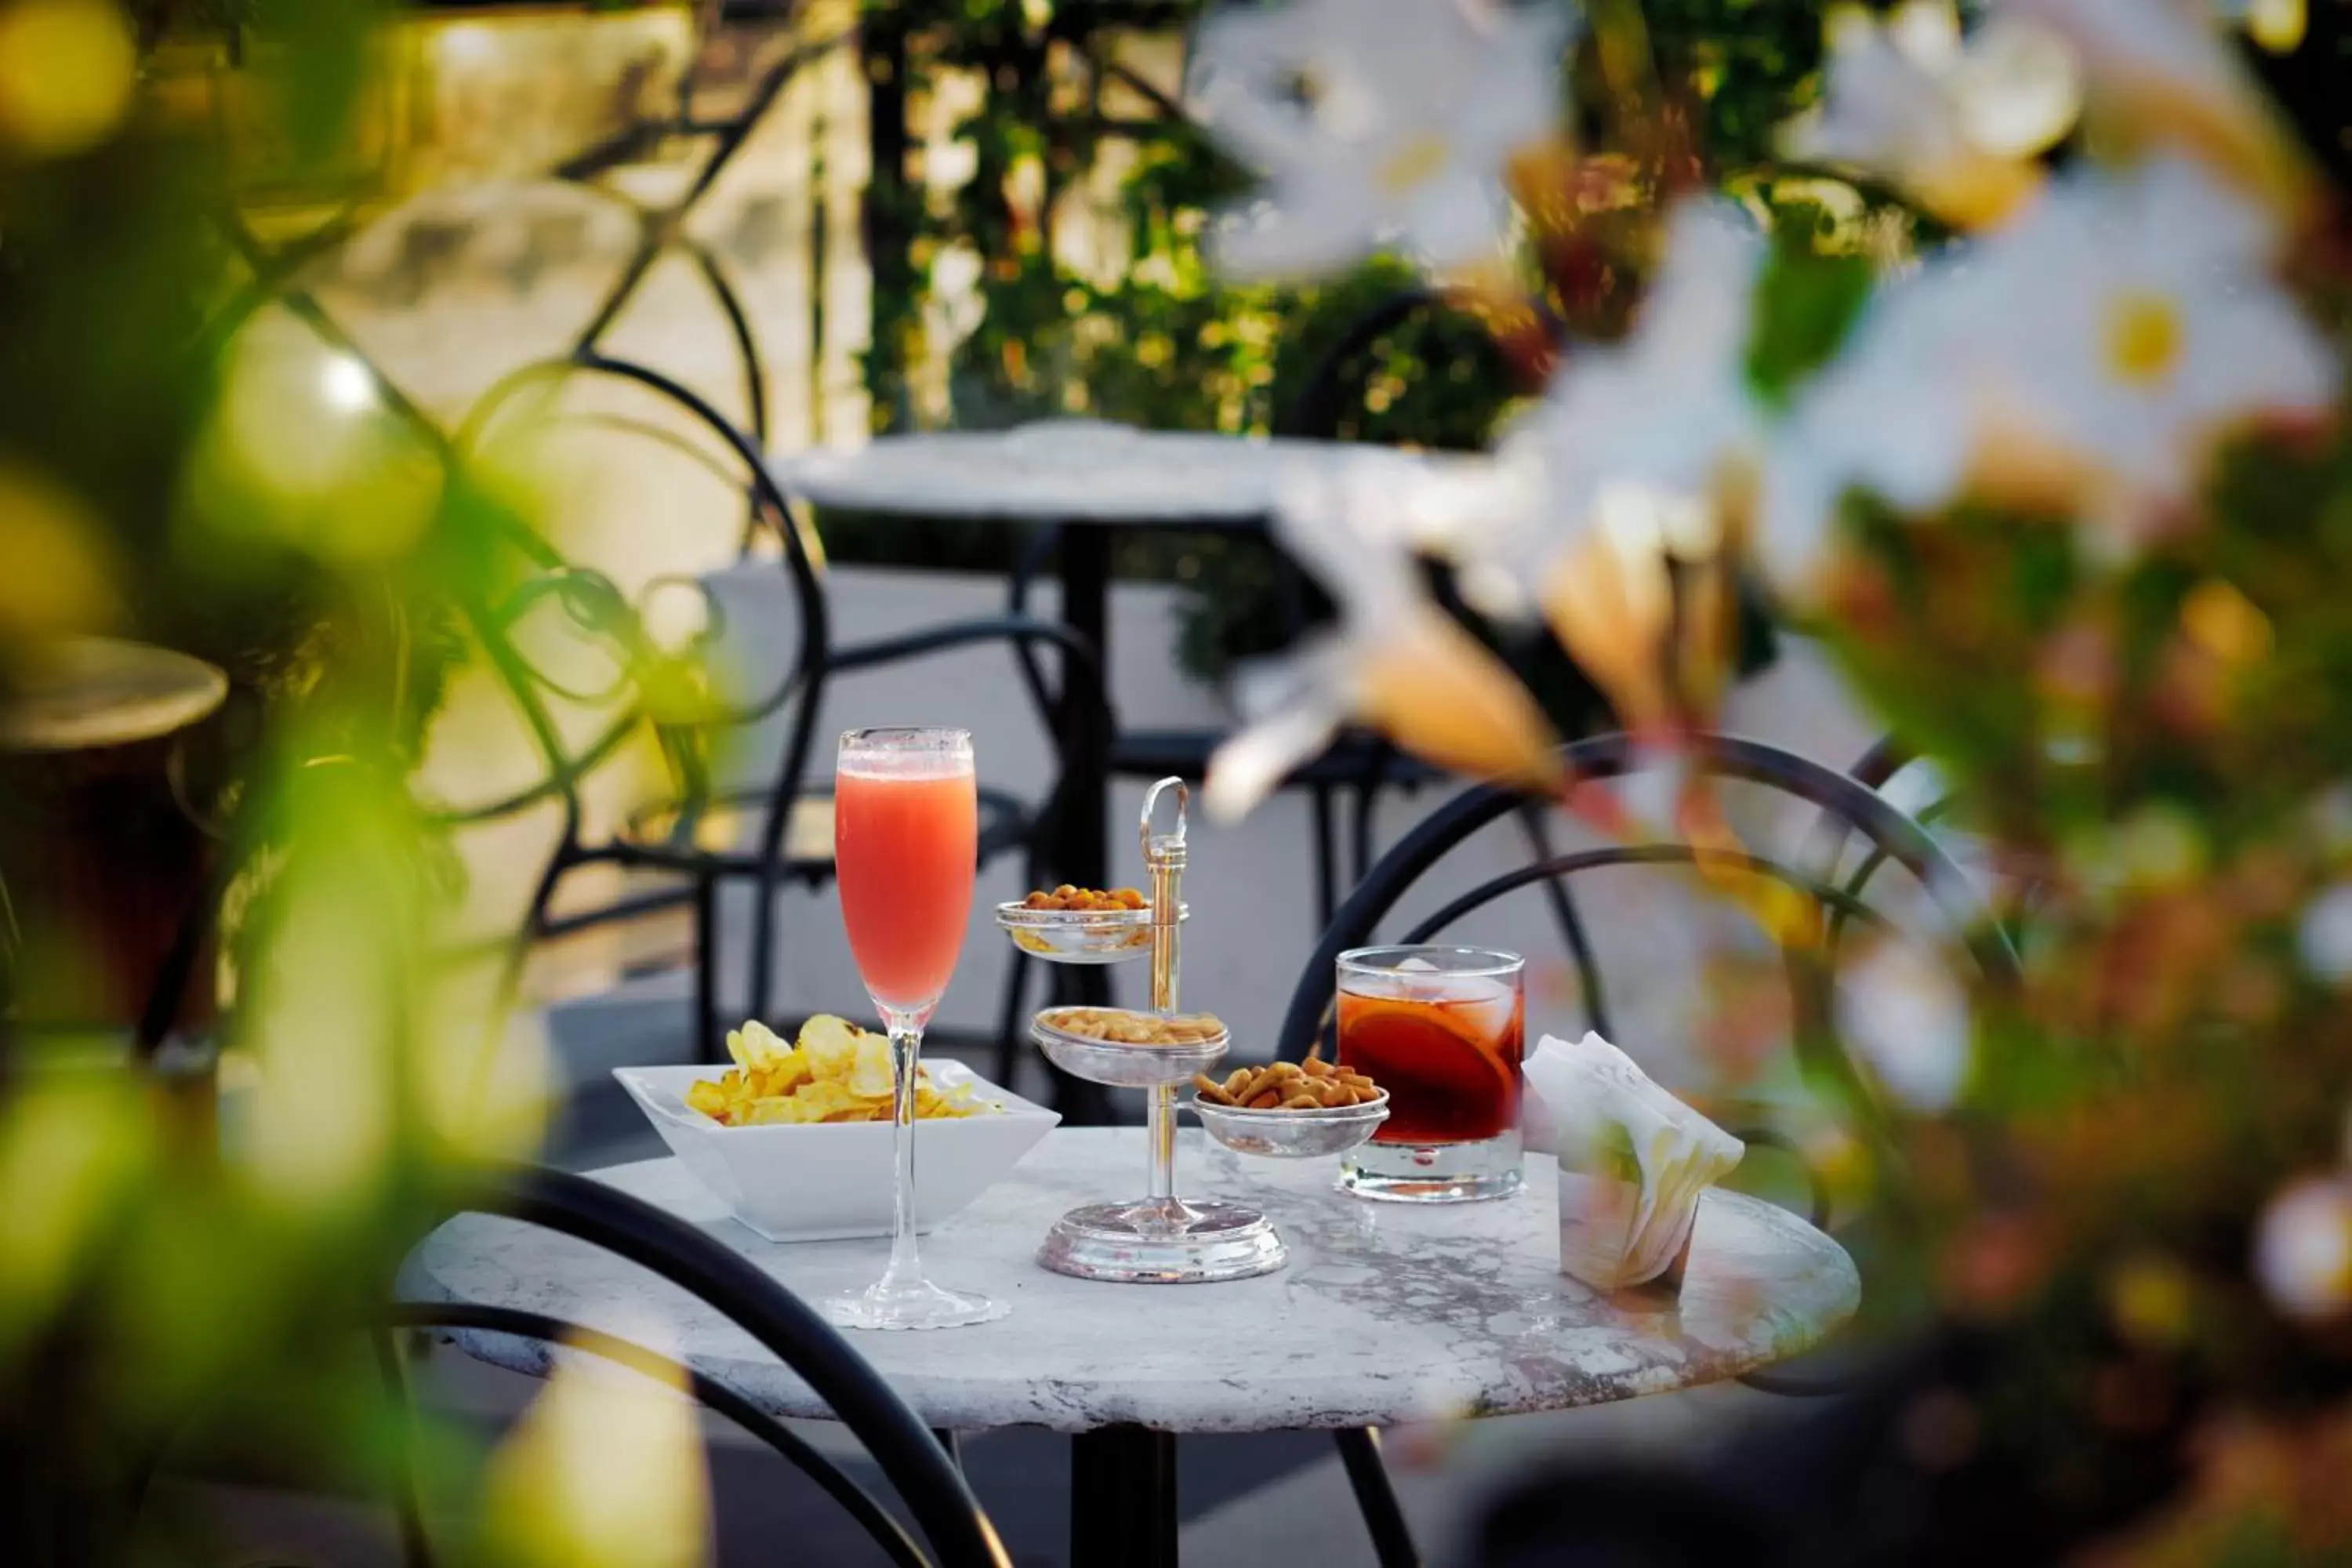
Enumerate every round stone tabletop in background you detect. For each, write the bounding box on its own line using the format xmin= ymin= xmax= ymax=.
xmin=0 ymin=637 xmax=228 ymax=754
xmin=769 ymin=419 xmax=1483 ymax=526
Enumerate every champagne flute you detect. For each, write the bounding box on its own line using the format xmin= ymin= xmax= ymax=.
xmin=826 ymin=727 xmax=1004 ymax=1330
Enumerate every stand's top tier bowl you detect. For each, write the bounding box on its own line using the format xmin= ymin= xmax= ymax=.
xmin=994 ymin=902 xmax=1185 ymax=965
xmin=1031 ymin=1007 xmax=1229 ymax=1088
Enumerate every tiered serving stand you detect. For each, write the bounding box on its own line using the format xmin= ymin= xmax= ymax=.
xmin=995 ymin=778 xmax=1387 ymax=1283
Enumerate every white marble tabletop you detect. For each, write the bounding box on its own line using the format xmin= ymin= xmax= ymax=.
xmin=404 ymin=1130 xmax=1857 ymax=1434
xmin=768 ymin=419 xmax=1484 ymax=525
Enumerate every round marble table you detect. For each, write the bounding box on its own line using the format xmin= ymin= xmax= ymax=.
xmin=406 ymin=1128 xmax=1856 ymax=1559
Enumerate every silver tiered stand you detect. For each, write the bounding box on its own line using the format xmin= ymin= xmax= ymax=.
xmin=994 ymin=778 xmax=1285 ymax=1283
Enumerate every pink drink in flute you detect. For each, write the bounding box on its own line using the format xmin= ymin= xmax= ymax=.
xmin=837 ymin=765 xmax=977 ymax=1008
xmin=825 ymin=728 xmax=1004 ymax=1330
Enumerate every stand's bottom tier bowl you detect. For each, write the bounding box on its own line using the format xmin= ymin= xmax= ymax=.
xmin=1038 ymin=1196 xmax=1286 ymax=1283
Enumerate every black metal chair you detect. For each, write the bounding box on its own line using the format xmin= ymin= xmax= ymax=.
xmin=379 ymin=1163 xmax=1008 ymax=1568
xmin=1267 ymin=731 xmax=2021 ymax=1568
xmin=448 ymin=351 xmax=1111 ymax=1087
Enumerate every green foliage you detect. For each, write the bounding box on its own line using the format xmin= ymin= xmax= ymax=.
xmin=854 ymin=0 xmax=1835 ymax=692
xmin=1744 ymin=199 xmax=1875 ymax=406
xmin=1642 ymin=0 xmax=1828 ymax=167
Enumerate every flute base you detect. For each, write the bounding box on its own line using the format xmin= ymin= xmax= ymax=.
xmin=1038 ymin=1198 xmax=1286 ymax=1284
xmin=824 ymin=1276 xmax=1007 ymax=1331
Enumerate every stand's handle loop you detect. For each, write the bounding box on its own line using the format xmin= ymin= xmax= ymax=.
xmin=1139 ymin=775 xmax=1188 ymax=868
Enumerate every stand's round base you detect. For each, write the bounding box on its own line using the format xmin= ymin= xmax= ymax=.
xmin=1038 ymin=1198 xmax=1287 ymax=1283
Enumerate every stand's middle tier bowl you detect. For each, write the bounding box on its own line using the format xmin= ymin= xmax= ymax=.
xmin=1030 ymin=1007 xmax=1229 ymax=1088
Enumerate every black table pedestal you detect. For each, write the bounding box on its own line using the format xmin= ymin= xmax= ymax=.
xmin=1070 ymin=1425 xmax=1178 ymax=1567
xmin=1047 ymin=521 xmax=1116 ymax=1123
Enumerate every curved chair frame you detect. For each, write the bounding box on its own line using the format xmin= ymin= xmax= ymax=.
xmin=1278 ymin=732 xmax=2020 ymax=1069
xmin=455 ymin=349 xmax=1110 ymax=1067
xmin=1269 ymin=733 xmax=2020 ymax=1563
xmin=382 ymin=1164 xmax=1006 ymax=1568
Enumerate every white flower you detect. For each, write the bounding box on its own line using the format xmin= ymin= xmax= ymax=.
xmin=2298 ymin=882 xmax=2352 ymax=984
xmin=1783 ymin=0 xmax=2079 ymax=227
xmin=1836 ymin=938 xmax=1973 ymax=1113
xmin=1467 ymin=199 xmax=1766 ymax=615
xmin=1185 ymin=0 xmax=1577 ymax=281
xmin=1994 ymin=0 xmax=2303 ymax=196
xmin=1760 ymin=158 xmax=2336 ymax=590
xmin=2256 ymin=1175 xmax=2352 ymax=1323
xmin=1203 ymin=450 xmax=1563 ymax=822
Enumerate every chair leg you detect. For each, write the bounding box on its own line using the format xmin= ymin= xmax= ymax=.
xmin=1310 ymin=784 xmax=1340 ymax=930
xmin=692 ymin=872 xmax=720 ymax=1065
xmin=1512 ymin=803 xmax=1613 ymax=1040
xmin=1334 ymin=1428 xmax=1421 ymax=1568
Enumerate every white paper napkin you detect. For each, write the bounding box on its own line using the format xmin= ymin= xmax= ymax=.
xmin=1523 ymin=1032 xmax=1744 ymax=1290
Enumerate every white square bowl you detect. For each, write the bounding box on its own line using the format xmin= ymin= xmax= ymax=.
xmin=612 ymin=1061 xmax=1059 ymax=1242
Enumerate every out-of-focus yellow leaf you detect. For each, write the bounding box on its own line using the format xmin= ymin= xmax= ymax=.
xmin=0 ymin=1074 xmax=149 ymax=1355
xmin=238 ymin=874 xmax=397 ymax=1212
xmin=2245 ymin=0 xmax=2305 ymax=53
xmin=1542 ymin=495 xmax=1675 ymax=730
xmin=0 ymin=460 xmax=118 ymax=643
xmin=185 ymin=321 xmax=441 ymax=568
xmin=478 ymin=1327 xmax=711 ymax=1568
xmin=0 ymin=0 xmax=133 ymax=158
xmin=412 ymin=957 xmax=550 ymax=1163
xmin=1357 ymin=609 xmax=1565 ymax=795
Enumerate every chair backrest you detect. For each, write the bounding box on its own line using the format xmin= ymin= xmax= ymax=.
xmin=454 ymin=350 xmax=836 ymax=831
xmin=392 ymin=1164 xmax=1008 ymax=1568
xmin=1274 ymin=732 xmax=2020 ymax=1132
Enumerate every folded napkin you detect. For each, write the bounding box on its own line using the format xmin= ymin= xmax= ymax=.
xmin=1523 ymin=1032 xmax=1744 ymax=1291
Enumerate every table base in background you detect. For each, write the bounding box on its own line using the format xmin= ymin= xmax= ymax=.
xmin=1071 ymin=1425 xmax=1177 ymax=1568
xmin=1046 ymin=519 xmax=1118 ymax=1125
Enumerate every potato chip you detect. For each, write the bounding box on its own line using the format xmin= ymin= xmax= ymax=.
xmin=681 ymin=1015 xmax=1004 ymax=1126
xmin=799 ymin=1014 xmax=862 ymax=1079
xmin=726 ymin=1019 xmax=792 ymax=1071
xmin=847 ymin=1032 xmax=895 ymax=1100
xmin=758 ymin=1051 xmax=813 ymax=1099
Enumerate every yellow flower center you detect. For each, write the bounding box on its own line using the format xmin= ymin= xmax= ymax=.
xmin=2104 ymin=291 xmax=2184 ymax=388
xmin=1377 ymin=134 xmax=1452 ymax=194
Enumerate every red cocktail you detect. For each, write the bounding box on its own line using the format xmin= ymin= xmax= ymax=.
xmin=1336 ymin=947 xmax=1526 ymax=1202
xmin=836 ymin=751 xmax=978 ymax=1011
xmin=826 ymin=727 xmax=1002 ymax=1330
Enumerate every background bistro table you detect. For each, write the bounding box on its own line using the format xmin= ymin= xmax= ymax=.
xmin=768 ymin=421 xmax=1483 ymax=900
xmin=406 ymin=1129 xmax=1858 ymax=1564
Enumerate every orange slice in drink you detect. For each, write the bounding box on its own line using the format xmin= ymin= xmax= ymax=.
xmin=1336 ymin=996 xmax=1519 ymax=1145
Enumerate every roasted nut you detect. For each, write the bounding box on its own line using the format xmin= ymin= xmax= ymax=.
xmin=1021 ymin=884 xmax=1152 ymax=913
xmin=1193 ymin=1073 xmax=1236 ymax=1105
xmin=1039 ymin=1007 xmax=1226 ymax=1047
xmin=1192 ymin=1054 xmax=1384 ymax=1111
